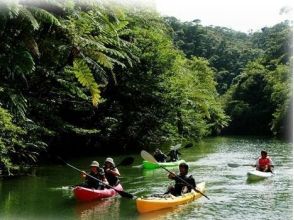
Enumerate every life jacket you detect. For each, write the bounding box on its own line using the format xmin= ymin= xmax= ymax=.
xmin=104 ymin=168 xmax=119 ymax=186
xmin=174 ymin=174 xmax=196 ymax=195
xmin=86 ymin=169 xmax=105 ymax=189
xmin=258 ymin=156 xmax=271 ymax=168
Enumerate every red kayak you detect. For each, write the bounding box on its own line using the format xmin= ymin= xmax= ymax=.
xmin=73 ymin=184 xmax=123 ymax=202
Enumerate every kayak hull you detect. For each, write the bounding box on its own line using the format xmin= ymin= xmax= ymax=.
xmin=247 ymin=170 xmax=273 ymax=180
xmin=73 ymin=184 xmax=123 ymax=202
xmin=136 ymin=182 xmax=205 ymax=213
xmin=143 ymin=160 xmax=186 ymax=170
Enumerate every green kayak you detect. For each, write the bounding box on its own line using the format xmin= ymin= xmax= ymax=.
xmin=143 ymin=160 xmax=186 ymax=169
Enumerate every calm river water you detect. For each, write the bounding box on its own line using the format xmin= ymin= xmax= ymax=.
xmin=0 ymin=136 xmax=292 ymax=220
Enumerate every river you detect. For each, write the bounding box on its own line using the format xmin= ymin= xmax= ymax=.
xmin=0 ymin=136 xmax=292 ymax=220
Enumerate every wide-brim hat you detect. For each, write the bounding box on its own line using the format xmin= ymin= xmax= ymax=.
xmin=90 ymin=161 xmax=99 ymax=167
xmin=105 ymin=157 xmax=115 ymax=166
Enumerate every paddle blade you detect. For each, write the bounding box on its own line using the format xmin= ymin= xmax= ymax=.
xmin=119 ymin=157 xmax=134 ymax=166
xmin=228 ymin=163 xmax=255 ymax=168
xmin=173 ymin=144 xmax=182 ymax=150
xmin=170 ymin=144 xmax=182 ymax=150
xmin=227 ymin=163 xmax=240 ymax=168
xmin=184 ymin=143 xmax=193 ymax=149
xmin=141 ymin=150 xmax=158 ymax=163
xmin=116 ymin=189 xmax=134 ymax=199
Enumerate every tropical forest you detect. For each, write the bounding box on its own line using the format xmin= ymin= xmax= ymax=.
xmin=0 ymin=0 xmax=293 ymax=219
xmin=0 ymin=0 xmax=292 ymax=172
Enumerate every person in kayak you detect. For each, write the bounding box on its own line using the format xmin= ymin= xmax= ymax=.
xmin=165 ymin=162 xmax=196 ymax=196
xmin=103 ymin=157 xmax=120 ymax=186
xmin=167 ymin=149 xmax=181 ymax=162
xmin=255 ymin=150 xmax=273 ymax=172
xmin=153 ymin=148 xmax=167 ymax=162
xmin=81 ymin=161 xmax=108 ymax=189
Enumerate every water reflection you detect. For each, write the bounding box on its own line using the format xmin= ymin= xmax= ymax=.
xmin=75 ymin=198 xmax=120 ymax=220
xmin=137 ymin=202 xmax=204 ymax=220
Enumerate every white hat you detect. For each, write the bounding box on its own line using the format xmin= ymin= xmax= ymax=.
xmin=105 ymin=157 xmax=115 ymax=166
xmin=90 ymin=161 xmax=99 ymax=167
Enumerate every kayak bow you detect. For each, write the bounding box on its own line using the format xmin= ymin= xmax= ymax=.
xmin=143 ymin=160 xmax=186 ymax=170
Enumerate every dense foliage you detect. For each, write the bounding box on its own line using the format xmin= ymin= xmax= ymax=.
xmin=223 ymin=22 xmax=292 ymax=137
xmin=0 ymin=1 xmax=292 ymax=173
xmin=165 ymin=17 xmax=292 ymax=138
xmin=164 ymin=17 xmax=264 ymax=94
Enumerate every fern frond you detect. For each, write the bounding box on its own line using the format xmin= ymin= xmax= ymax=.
xmin=29 ymin=7 xmax=60 ymax=26
xmin=15 ymin=50 xmax=35 ymax=74
xmin=9 ymin=93 xmax=28 ymax=120
xmin=65 ymin=59 xmax=101 ymax=106
xmin=94 ymin=52 xmax=113 ymax=69
xmin=57 ymin=79 xmax=88 ymax=100
xmin=18 ymin=6 xmax=39 ymax=30
xmin=83 ymin=57 xmax=108 ymax=84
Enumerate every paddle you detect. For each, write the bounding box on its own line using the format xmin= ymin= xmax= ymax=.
xmin=113 ymin=157 xmax=134 ymax=168
xmin=228 ymin=163 xmax=277 ymax=168
xmin=227 ymin=163 xmax=255 ymax=168
xmin=141 ymin=150 xmax=210 ymax=200
xmin=57 ymin=156 xmax=134 ymax=199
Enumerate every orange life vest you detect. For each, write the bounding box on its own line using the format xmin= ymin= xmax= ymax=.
xmin=258 ymin=156 xmax=271 ymax=167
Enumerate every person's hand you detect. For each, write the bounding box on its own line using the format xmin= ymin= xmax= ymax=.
xmin=168 ymin=172 xmax=176 ymax=179
xmin=105 ymin=168 xmax=111 ymax=173
xmin=80 ymin=171 xmax=86 ymax=178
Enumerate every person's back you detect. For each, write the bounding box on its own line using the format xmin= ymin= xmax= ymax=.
xmin=167 ymin=149 xmax=181 ymax=162
xmin=153 ymin=149 xmax=167 ymax=162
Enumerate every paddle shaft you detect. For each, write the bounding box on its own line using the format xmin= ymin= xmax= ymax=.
xmin=228 ymin=163 xmax=277 ymax=168
xmin=160 ymin=165 xmax=210 ymax=200
xmin=58 ymin=157 xmax=134 ymax=199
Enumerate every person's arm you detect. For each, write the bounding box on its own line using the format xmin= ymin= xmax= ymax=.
xmin=168 ymin=172 xmax=176 ymax=180
xmin=255 ymin=159 xmax=259 ymax=168
xmin=81 ymin=171 xmax=87 ymax=179
xmin=269 ymin=157 xmax=273 ymax=167
xmin=106 ymin=168 xmax=120 ymax=176
xmin=190 ymin=177 xmax=196 ymax=188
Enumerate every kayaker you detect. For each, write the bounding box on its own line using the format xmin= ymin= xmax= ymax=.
xmin=165 ymin=162 xmax=196 ymax=196
xmin=255 ymin=150 xmax=273 ymax=172
xmin=81 ymin=161 xmax=108 ymax=189
xmin=103 ymin=157 xmax=120 ymax=186
xmin=153 ymin=148 xmax=167 ymax=162
xmin=167 ymin=149 xmax=181 ymax=162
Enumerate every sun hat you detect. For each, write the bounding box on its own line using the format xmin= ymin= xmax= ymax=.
xmin=105 ymin=157 xmax=115 ymax=166
xmin=90 ymin=161 xmax=99 ymax=167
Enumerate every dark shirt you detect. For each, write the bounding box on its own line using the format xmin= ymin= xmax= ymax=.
xmin=104 ymin=167 xmax=119 ymax=186
xmin=167 ymin=150 xmax=181 ymax=162
xmin=85 ymin=168 xmax=105 ymax=189
xmin=171 ymin=174 xmax=196 ymax=196
xmin=154 ymin=152 xmax=167 ymax=162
